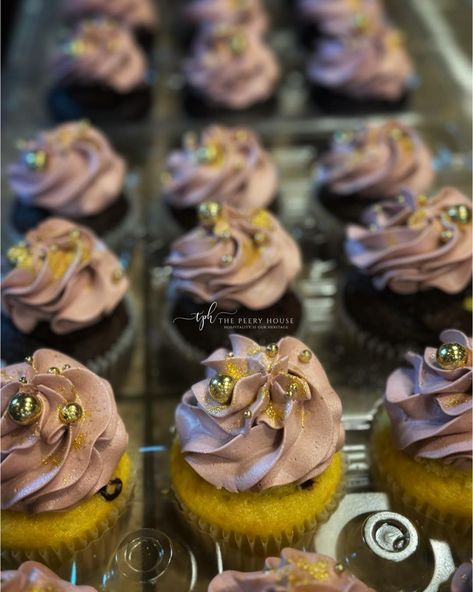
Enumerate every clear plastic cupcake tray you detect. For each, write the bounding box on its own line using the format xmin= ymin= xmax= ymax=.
xmin=2 ymin=0 xmax=471 ymax=590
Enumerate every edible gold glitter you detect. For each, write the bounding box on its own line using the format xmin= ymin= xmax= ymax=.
xmin=42 ymin=453 xmax=62 ymax=467
xmin=72 ymin=432 xmax=85 ymax=449
xmin=442 ymin=393 xmax=471 ymax=408
xmin=250 ymin=209 xmax=273 ymax=229
xmin=289 ymin=557 xmax=330 ymax=581
xmin=224 ymin=359 xmax=249 ymax=381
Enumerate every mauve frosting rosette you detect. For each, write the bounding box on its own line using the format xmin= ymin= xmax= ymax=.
xmin=9 ymin=121 xmax=126 ymax=217
xmin=317 ymin=121 xmax=434 ymax=199
xmin=451 ymin=563 xmax=473 ymax=592
xmin=184 ymin=0 xmax=268 ymax=36
xmin=209 ymin=548 xmax=373 ymax=592
xmin=184 ymin=25 xmax=280 ymax=109
xmin=345 ymin=187 xmax=473 ymax=294
xmin=63 ymin=0 xmax=157 ymax=30
xmin=51 ymin=18 xmax=147 ymax=93
xmin=307 ymin=26 xmax=414 ymax=101
xmin=163 ymin=126 xmax=277 ymax=210
xmin=167 ymin=204 xmax=301 ymax=310
xmin=385 ymin=329 xmax=472 ymax=469
xmin=0 ymin=349 xmax=128 ymax=512
xmin=175 ymin=334 xmax=344 ymax=492
xmin=1 ymin=561 xmax=96 ymax=591
xmin=1 ymin=218 xmax=128 ymax=335
xmin=298 ymin=0 xmax=385 ymax=38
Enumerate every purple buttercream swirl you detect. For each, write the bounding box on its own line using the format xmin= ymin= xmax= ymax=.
xmin=307 ymin=26 xmax=414 ymax=100
xmin=209 ymin=548 xmax=374 ymax=591
xmin=175 ymin=335 xmax=344 ymax=492
xmin=163 ymin=125 xmax=277 ymax=210
xmin=63 ymin=0 xmax=157 ymax=30
xmin=185 ymin=0 xmax=268 ymax=36
xmin=385 ymin=329 xmax=472 ymax=469
xmin=317 ymin=121 xmax=434 ymax=199
xmin=1 ymin=561 xmax=97 ymax=591
xmin=345 ymin=187 xmax=472 ymax=294
xmin=1 ymin=349 xmax=128 ymax=512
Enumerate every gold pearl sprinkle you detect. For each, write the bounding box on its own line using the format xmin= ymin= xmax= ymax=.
xmin=334 ymin=562 xmax=345 ymax=574
xmin=198 ymin=201 xmax=222 ymax=227
xmin=69 ymin=229 xmax=81 ymax=240
xmin=8 ymin=392 xmax=42 ymax=425
xmin=447 ymin=204 xmax=472 ymax=225
xmin=298 ymin=349 xmax=312 ymax=363
xmin=112 ymin=268 xmax=124 ymax=283
xmin=220 ymin=254 xmax=233 ymax=267
xmin=253 ymin=231 xmax=268 ymax=247
xmin=226 ymin=352 xmax=234 ymax=358
xmin=209 ymin=374 xmax=235 ymax=405
xmin=18 ymin=376 xmax=27 ymax=384
xmin=59 ymin=402 xmax=83 ymax=425
xmin=48 ymin=367 xmax=61 ymax=375
xmin=436 ymin=342 xmax=468 ymax=370
xmin=439 ymin=229 xmax=454 ymax=243
xmin=25 ymin=355 xmax=34 ymax=365
xmin=243 ymin=409 xmax=252 ymax=418
xmin=266 ymin=343 xmax=279 ymax=358
xmin=63 ymin=364 xmax=71 ymax=370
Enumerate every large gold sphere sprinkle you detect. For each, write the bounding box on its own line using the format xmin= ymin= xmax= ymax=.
xmin=447 ymin=204 xmax=472 ymax=226
xmin=298 ymin=349 xmax=312 ymax=364
xmin=59 ymin=402 xmax=83 ymax=425
xmin=8 ymin=392 xmax=42 ymax=425
xmin=198 ymin=201 xmax=222 ymax=227
xmin=208 ymin=374 xmax=235 ymax=404
xmin=436 ymin=342 xmax=468 ymax=370
xmin=266 ymin=343 xmax=279 ymax=358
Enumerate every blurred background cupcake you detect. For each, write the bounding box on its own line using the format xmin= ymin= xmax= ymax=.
xmin=209 ymin=547 xmax=374 ymax=591
xmin=165 ymin=203 xmax=302 ymax=358
xmin=62 ymin=0 xmax=158 ymax=52
xmin=314 ymin=120 xmax=435 ymax=229
xmin=1 ymin=218 xmax=135 ymax=383
xmin=183 ymin=24 xmax=280 ymax=117
xmin=48 ymin=18 xmax=152 ymax=123
xmin=450 ymin=562 xmax=472 ymax=592
xmin=1 ymin=349 xmax=132 ymax=579
xmin=343 ymin=187 xmax=472 ymax=356
xmin=371 ymin=329 xmax=472 ymax=532
xmin=307 ymin=25 xmax=415 ymax=114
xmin=1 ymin=561 xmax=97 ymax=591
xmin=7 ymin=121 xmax=135 ymax=250
xmin=162 ymin=125 xmax=278 ymax=229
xmin=171 ymin=335 xmax=345 ymax=567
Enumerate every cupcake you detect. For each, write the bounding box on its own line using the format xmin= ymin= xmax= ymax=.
xmin=315 ymin=120 xmax=435 ymax=226
xmin=48 ymin=18 xmax=152 ymax=123
xmin=183 ymin=24 xmax=280 ymax=116
xmin=1 ymin=349 xmax=132 ymax=572
xmin=171 ymin=335 xmax=345 ymax=564
xmin=297 ymin=0 xmax=385 ymax=47
xmin=1 ymin=561 xmax=96 ymax=591
xmin=8 ymin=121 xmax=134 ymax=249
xmin=62 ymin=0 xmax=158 ymax=52
xmin=343 ymin=187 xmax=472 ymax=355
xmin=163 ymin=125 xmax=278 ymax=229
xmin=209 ymin=547 xmax=373 ymax=591
xmin=307 ymin=25 xmax=414 ymax=113
xmin=451 ymin=563 xmax=472 ymax=592
xmin=166 ymin=203 xmax=303 ymax=358
xmin=371 ymin=329 xmax=472 ymax=532
xmin=1 ymin=218 xmax=135 ymax=382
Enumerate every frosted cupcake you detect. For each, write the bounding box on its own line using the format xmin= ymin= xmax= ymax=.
xmin=451 ymin=563 xmax=472 ymax=592
xmin=1 ymin=561 xmax=96 ymax=591
xmin=209 ymin=548 xmax=373 ymax=591
xmin=8 ymin=121 xmax=133 ymax=248
xmin=183 ymin=25 xmax=280 ymax=115
xmin=166 ymin=203 xmax=302 ymax=357
xmin=63 ymin=0 xmax=158 ymax=51
xmin=171 ymin=335 xmax=345 ymax=563
xmin=307 ymin=26 xmax=414 ymax=113
xmin=48 ymin=18 xmax=151 ymax=123
xmin=1 ymin=349 xmax=132 ymax=571
xmin=343 ymin=188 xmax=472 ymax=355
xmin=371 ymin=329 xmax=472 ymax=531
xmin=1 ymin=218 xmax=135 ymax=382
xmin=163 ymin=125 xmax=278 ymax=229
xmin=315 ymin=120 xmax=434 ymax=225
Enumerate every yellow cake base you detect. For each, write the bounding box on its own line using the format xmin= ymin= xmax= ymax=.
xmin=171 ymin=440 xmax=344 ymax=552
xmin=2 ymin=453 xmax=133 ymax=566
xmin=371 ymin=410 xmax=472 ymax=530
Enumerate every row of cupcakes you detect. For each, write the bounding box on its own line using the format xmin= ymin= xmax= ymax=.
xmin=1 ymin=328 xmax=471 ymax=586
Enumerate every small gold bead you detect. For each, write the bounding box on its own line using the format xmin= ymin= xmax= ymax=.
xmin=253 ymin=231 xmax=268 ymax=247
xmin=225 ymin=352 xmax=234 ymax=358
xmin=209 ymin=374 xmax=235 ymax=404
xmin=8 ymin=392 xmax=42 ymax=425
xmin=18 ymin=376 xmax=27 ymax=384
xmin=198 ymin=201 xmax=222 ymax=227
xmin=220 ymin=254 xmax=233 ymax=267
xmin=439 ymin=229 xmax=454 ymax=243
xmin=48 ymin=367 xmax=61 ymax=375
xmin=266 ymin=343 xmax=279 ymax=358
xmin=298 ymin=349 xmax=312 ymax=363
xmin=112 ymin=268 xmax=124 ymax=283
xmin=24 ymin=355 xmax=33 ymax=365
xmin=63 ymin=364 xmax=71 ymax=370
xmin=417 ymin=194 xmax=428 ymax=206
xmin=334 ymin=562 xmax=345 ymax=574
xmin=59 ymin=402 xmax=83 ymax=425
xmin=436 ymin=342 xmax=468 ymax=370
xmin=243 ymin=409 xmax=252 ymax=418
xmin=69 ymin=229 xmax=81 ymax=240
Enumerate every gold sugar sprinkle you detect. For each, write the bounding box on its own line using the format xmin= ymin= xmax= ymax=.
xmin=72 ymin=432 xmax=85 ymax=449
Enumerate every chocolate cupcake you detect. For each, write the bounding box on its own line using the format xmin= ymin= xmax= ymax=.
xmin=297 ymin=0 xmax=385 ymax=47
xmin=1 ymin=218 xmax=136 ymax=383
xmin=342 ymin=188 xmax=472 ymax=356
xmin=183 ymin=24 xmax=280 ymax=116
xmin=165 ymin=203 xmax=303 ymax=359
xmin=307 ymin=25 xmax=415 ymax=113
xmin=48 ymin=18 xmax=152 ymax=123
xmin=62 ymin=0 xmax=158 ymax=52
xmin=163 ymin=125 xmax=278 ymax=229
xmin=315 ymin=120 xmax=435 ymax=228
xmin=7 ymin=121 xmax=135 ymax=249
